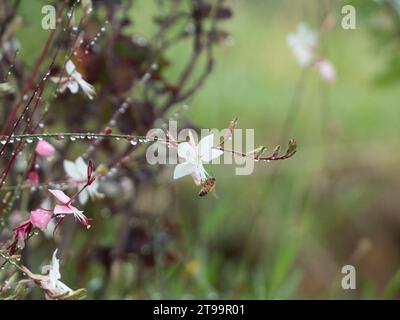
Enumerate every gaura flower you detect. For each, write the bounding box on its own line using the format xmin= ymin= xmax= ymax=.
xmin=35 ymin=140 xmax=56 ymax=158
xmin=30 ymin=209 xmax=52 ymax=230
xmin=315 ymin=59 xmax=336 ymax=83
xmin=50 ymin=60 xmax=95 ymax=99
xmin=173 ymin=133 xmax=224 ymax=185
xmin=9 ymin=220 xmax=32 ymax=253
xmin=287 ymin=23 xmax=318 ymax=67
xmin=63 ymin=157 xmax=103 ymax=205
xmin=22 ymin=249 xmax=85 ymax=300
xmin=48 ymin=189 xmax=90 ymax=228
xmin=40 ymin=250 xmax=72 ymax=298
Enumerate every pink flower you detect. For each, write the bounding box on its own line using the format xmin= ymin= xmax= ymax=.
xmin=27 ymin=171 xmax=39 ymax=186
xmin=35 ymin=140 xmax=56 ymax=158
xmin=315 ymin=59 xmax=336 ymax=83
xmin=8 ymin=220 xmax=32 ymax=254
xmin=30 ymin=209 xmax=52 ymax=230
xmin=48 ymin=189 xmax=90 ymax=228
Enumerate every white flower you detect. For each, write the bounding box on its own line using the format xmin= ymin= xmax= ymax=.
xmin=51 ymin=60 xmax=95 ymax=99
xmin=21 ymin=249 xmax=85 ymax=300
xmin=63 ymin=157 xmax=103 ymax=204
xmin=40 ymin=249 xmax=73 ymax=299
xmin=287 ymin=23 xmax=318 ymax=67
xmin=173 ymin=133 xmax=224 ymax=185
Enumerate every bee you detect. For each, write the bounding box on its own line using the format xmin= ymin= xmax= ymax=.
xmin=198 ymin=177 xmax=216 ymax=197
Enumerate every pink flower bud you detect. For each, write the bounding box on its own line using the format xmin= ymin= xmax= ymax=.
xmin=315 ymin=59 xmax=336 ymax=83
xmin=27 ymin=171 xmax=39 ymax=186
xmin=35 ymin=140 xmax=56 ymax=158
xmin=30 ymin=209 xmax=52 ymax=230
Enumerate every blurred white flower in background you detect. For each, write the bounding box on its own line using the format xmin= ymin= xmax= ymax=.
xmin=63 ymin=157 xmax=103 ymax=204
xmin=287 ymin=23 xmax=318 ymax=67
xmin=51 ymin=60 xmax=95 ymax=99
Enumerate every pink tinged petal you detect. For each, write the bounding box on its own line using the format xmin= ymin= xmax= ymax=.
xmin=48 ymin=189 xmax=71 ymax=204
xmin=166 ymin=130 xmax=178 ymax=148
xmin=50 ymin=77 xmax=62 ymax=84
xmin=173 ymin=162 xmax=195 ymax=180
xmin=178 ymin=142 xmax=196 ymax=161
xmin=17 ymin=230 xmax=25 ymax=250
xmin=315 ymin=59 xmax=336 ymax=83
xmin=35 ymin=140 xmax=56 ymax=157
xmin=58 ymin=83 xmax=69 ymax=93
xmin=71 ymin=206 xmax=89 ymax=227
xmin=223 ymin=117 xmax=238 ymax=142
xmin=30 ymin=209 xmax=52 ymax=230
xmin=67 ymin=81 xmax=79 ymax=94
xmin=15 ymin=220 xmax=30 ymax=250
xmin=54 ymin=205 xmax=74 ymax=215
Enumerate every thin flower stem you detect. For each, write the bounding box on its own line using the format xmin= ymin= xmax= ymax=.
xmin=0 ymin=132 xmax=153 ymax=142
xmin=0 ymin=252 xmax=25 ymax=273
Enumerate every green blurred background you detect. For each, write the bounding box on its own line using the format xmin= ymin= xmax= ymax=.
xmin=15 ymin=0 xmax=400 ymax=299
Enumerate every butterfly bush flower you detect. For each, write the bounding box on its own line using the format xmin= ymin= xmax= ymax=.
xmin=35 ymin=140 xmax=56 ymax=158
xmin=315 ymin=59 xmax=336 ymax=83
xmin=174 ymin=133 xmax=224 ymax=185
xmin=64 ymin=157 xmax=103 ymax=204
xmin=22 ymin=249 xmax=84 ymax=300
xmin=49 ymin=189 xmax=90 ymax=228
xmin=287 ymin=23 xmax=318 ymax=67
xmin=51 ymin=60 xmax=95 ymax=99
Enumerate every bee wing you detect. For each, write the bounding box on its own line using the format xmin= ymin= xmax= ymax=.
xmin=212 ymin=185 xmax=219 ymax=199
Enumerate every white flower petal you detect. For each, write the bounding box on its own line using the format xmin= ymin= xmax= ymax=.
xmin=49 ymin=189 xmax=71 ymax=204
xmin=78 ymin=78 xmax=95 ymax=100
xmin=177 ymin=142 xmax=196 ymax=162
xmin=191 ymin=162 xmax=207 ymax=185
xmin=201 ymin=148 xmax=224 ymax=163
xmin=79 ymin=190 xmax=89 ymax=205
xmin=67 ymin=81 xmax=79 ymax=94
xmin=50 ymin=249 xmax=61 ymax=282
xmin=75 ymin=157 xmax=88 ymax=178
xmin=63 ymin=160 xmax=82 ymax=180
xmin=173 ymin=162 xmax=195 ymax=180
xmin=65 ymin=60 xmax=76 ymax=75
xmin=197 ymin=134 xmax=215 ymax=158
